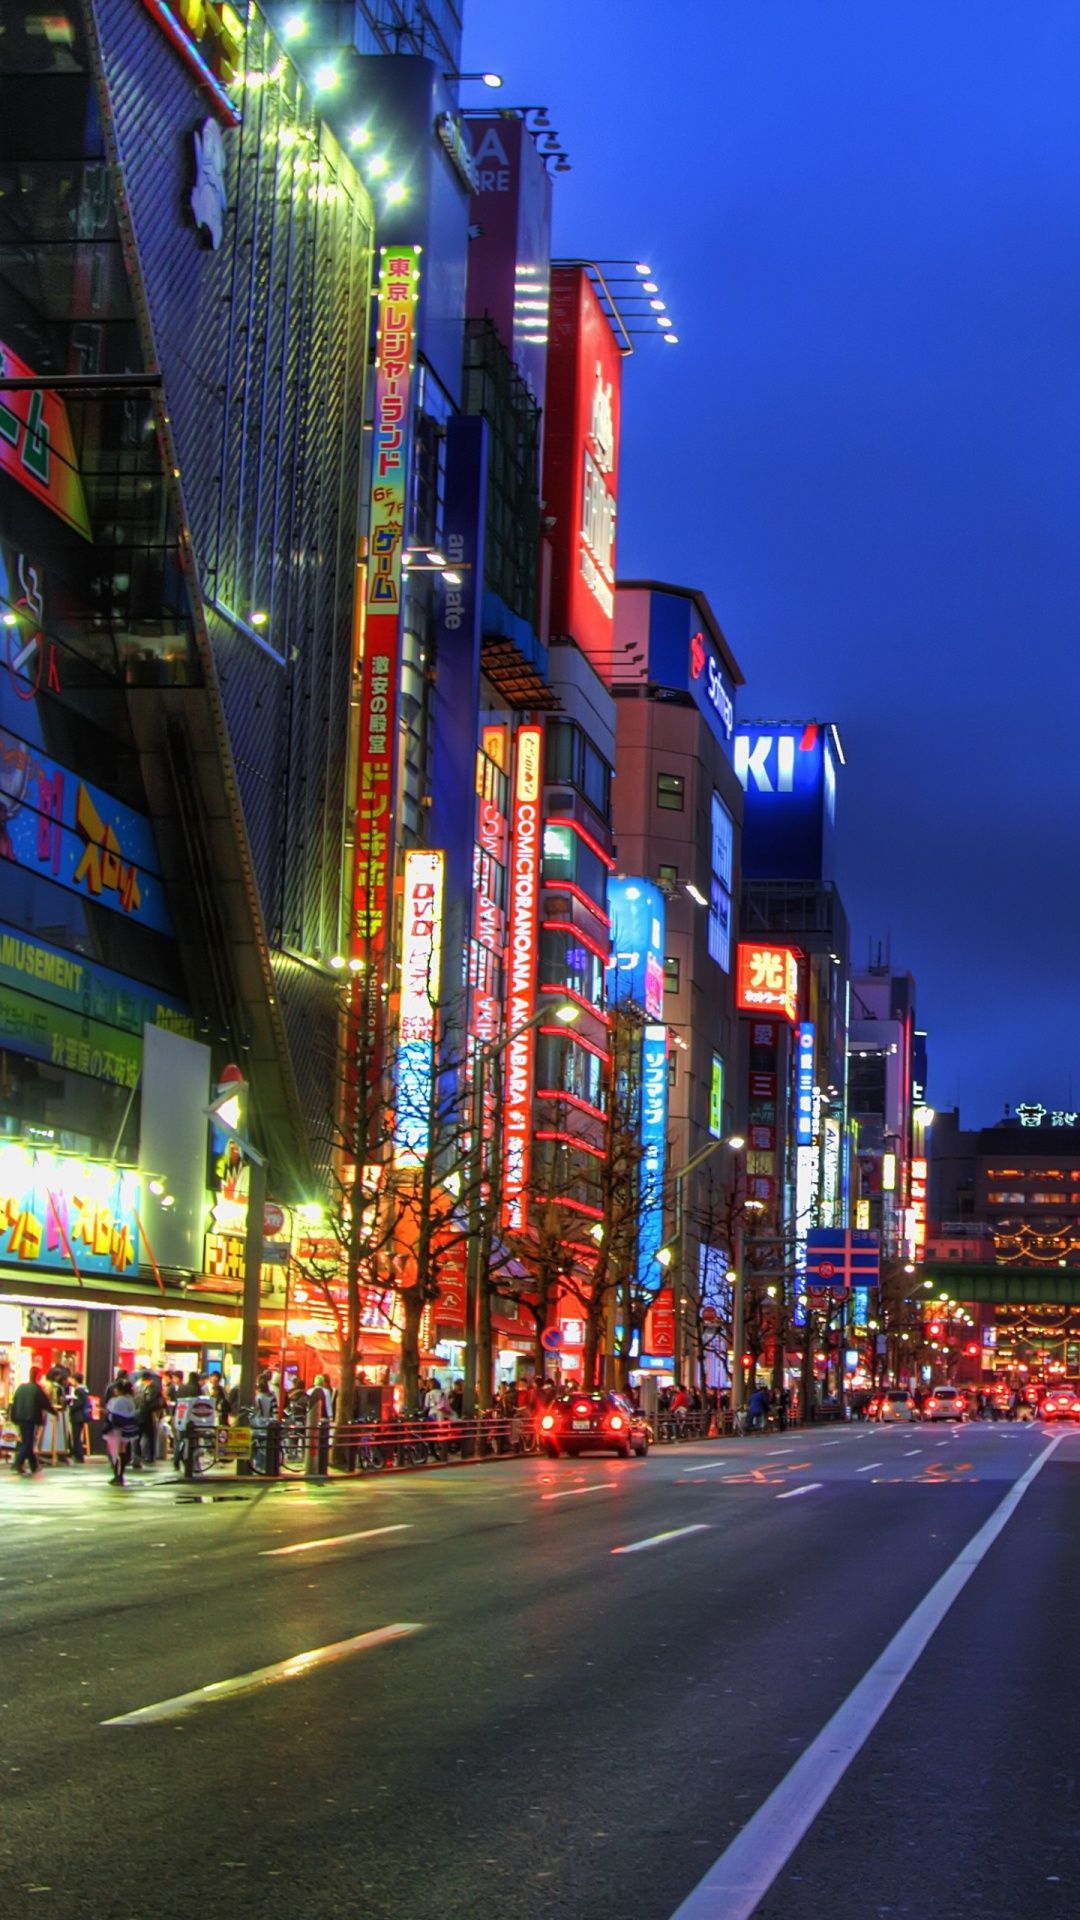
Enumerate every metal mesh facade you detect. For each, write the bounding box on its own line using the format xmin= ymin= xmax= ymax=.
xmin=93 ymin=0 xmax=375 ymax=1155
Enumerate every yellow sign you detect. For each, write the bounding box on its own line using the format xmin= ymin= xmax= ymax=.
xmin=217 ymin=1425 xmax=253 ymax=1460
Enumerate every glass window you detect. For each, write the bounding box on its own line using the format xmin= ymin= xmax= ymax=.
xmin=711 ymin=793 xmax=734 ymax=887
xmin=668 ymin=1051 xmax=677 ymax=1087
xmin=545 ymin=720 xmax=577 ymax=786
xmin=657 ymin=772 xmax=684 ymax=811
xmin=539 ymin=927 xmax=604 ymax=1006
xmin=708 ymin=876 xmax=731 ymax=972
xmin=664 ymin=956 xmax=680 ymax=993
xmin=658 ymin=863 xmax=678 ymax=887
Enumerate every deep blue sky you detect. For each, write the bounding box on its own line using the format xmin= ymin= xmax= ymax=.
xmin=462 ymin=0 xmax=1080 ymax=1126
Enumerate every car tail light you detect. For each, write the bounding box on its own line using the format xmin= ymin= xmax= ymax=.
xmin=540 ymin=1413 xmax=555 ymax=1431
xmin=609 ymin=1414 xmax=624 ymax=1431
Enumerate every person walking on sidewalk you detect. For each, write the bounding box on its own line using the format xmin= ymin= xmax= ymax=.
xmin=69 ymin=1374 xmax=93 ymax=1463
xmin=11 ymin=1368 xmax=52 ymax=1476
xmin=102 ymin=1372 xmax=140 ymax=1486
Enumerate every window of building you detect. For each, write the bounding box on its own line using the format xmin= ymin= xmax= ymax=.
xmin=658 ymin=863 xmax=678 ymax=888
xmin=708 ymin=792 xmax=733 ymax=972
xmin=664 ymin=956 xmax=680 ymax=993
xmin=668 ymin=1051 xmax=678 ymax=1087
xmin=656 ymin=772 xmax=684 ymax=811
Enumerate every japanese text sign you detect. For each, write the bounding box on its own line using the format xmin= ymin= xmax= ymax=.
xmin=736 ymin=943 xmax=799 ymax=1024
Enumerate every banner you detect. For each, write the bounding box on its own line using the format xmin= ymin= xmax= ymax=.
xmin=350 ymin=246 xmax=421 ymax=1094
xmin=0 ymin=1148 xmax=141 ymax=1277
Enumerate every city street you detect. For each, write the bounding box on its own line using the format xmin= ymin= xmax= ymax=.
xmin=4 ymin=1422 xmax=1078 ymax=1919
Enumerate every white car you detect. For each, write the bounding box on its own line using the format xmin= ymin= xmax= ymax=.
xmin=923 ymin=1386 xmax=967 ymax=1422
xmin=875 ymin=1388 xmax=917 ymax=1423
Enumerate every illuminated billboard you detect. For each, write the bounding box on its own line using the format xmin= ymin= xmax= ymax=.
xmin=796 ymin=1023 xmax=815 ymax=1146
xmin=502 ymin=724 xmax=544 ymax=1230
xmin=911 ymin=1156 xmax=928 ymax=1255
xmin=0 ymin=341 xmax=91 ymax=539
xmin=138 ymin=0 xmax=243 ymax=124
xmin=351 ymin=247 xmax=420 ymax=1089
xmin=734 ymin=722 xmax=839 ymax=882
xmin=542 ymin=266 xmax=623 ymax=679
xmin=395 ymin=850 xmax=445 ymax=1169
xmin=639 ymin=1024 xmax=668 ymax=1290
xmin=735 ymin=944 xmax=800 ymax=1024
xmin=607 ymin=877 xmax=664 ymax=1020
xmin=0 ymin=1147 xmax=141 ymax=1277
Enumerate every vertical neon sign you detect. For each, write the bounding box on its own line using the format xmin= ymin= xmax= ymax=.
xmin=502 ymin=724 xmax=543 ymax=1229
xmin=351 ymin=246 xmax=420 ymax=1097
xmin=395 ymin=850 xmax=444 ymax=1168
xmin=639 ymin=1024 xmax=668 ymax=1289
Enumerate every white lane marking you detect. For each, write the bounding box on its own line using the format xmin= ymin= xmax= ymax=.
xmin=855 ymin=1463 xmax=882 ymax=1473
xmin=103 ymin=1624 xmax=425 ymax=1725
xmin=937 ymin=1441 xmax=949 ymax=1448
xmin=766 ymin=1449 xmax=793 ymax=1456
xmin=776 ymin=1483 xmax=822 ymax=1500
xmin=541 ymin=1483 xmax=616 ymax=1501
xmin=259 ymin=1524 xmax=411 ymax=1557
xmin=904 ymin=1449 xmax=922 ymax=1457
xmin=821 ymin=1441 xmax=840 ymax=1447
xmin=612 ymin=1524 xmax=711 ymax=1555
xmin=683 ymin=1460 xmax=732 ymax=1473
xmin=668 ymin=1435 xmax=1062 ymax=1920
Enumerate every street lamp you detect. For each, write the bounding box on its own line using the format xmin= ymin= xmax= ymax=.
xmin=462 ymin=999 xmax=580 ymax=1414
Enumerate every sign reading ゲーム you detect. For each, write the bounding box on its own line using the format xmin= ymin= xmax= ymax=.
xmin=735 ymin=943 xmax=800 ymax=1025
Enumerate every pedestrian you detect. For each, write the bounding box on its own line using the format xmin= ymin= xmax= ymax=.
xmin=212 ymin=1375 xmax=231 ymax=1427
xmin=101 ymin=1373 xmax=140 ymax=1486
xmin=10 ymin=1368 xmax=52 ymax=1476
xmin=449 ymin=1378 xmax=464 ymax=1418
xmin=777 ymin=1385 xmax=791 ymax=1432
xmin=69 ymin=1373 xmax=93 ymax=1463
xmin=748 ymin=1382 xmax=770 ymax=1432
xmin=137 ymin=1366 xmax=166 ymax=1465
xmin=424 ymin=1375 xmax=445 ymax=1420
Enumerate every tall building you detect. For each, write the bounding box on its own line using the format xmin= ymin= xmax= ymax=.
xmin=849 ymin=964 xmax=921 ymax=1261
xmin=612 ymin=582 xmax=744 ymax=1380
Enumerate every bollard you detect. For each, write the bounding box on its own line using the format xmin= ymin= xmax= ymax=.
xmin=306 ymin=1418 xmax=330 ymax=1478
xmin=266 ymin=1419 xmax=281 ymax=1477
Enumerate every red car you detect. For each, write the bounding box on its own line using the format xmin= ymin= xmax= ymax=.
xmin=1041 ymin=1383 xmax=1080 ymax=1423
xmin=539 ymin=1390 xmax=651 ymax=1460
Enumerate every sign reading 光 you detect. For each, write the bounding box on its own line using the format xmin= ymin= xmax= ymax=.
xmin=736 ymin=944 xmax=799 ymax=1025
xmin=395 ymin=850 xmax=445 ymax=1169
xmin=502 ymin=725 xmax=544 ymax=1231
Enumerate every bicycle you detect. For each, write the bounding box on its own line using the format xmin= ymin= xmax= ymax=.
xmin=173 ymin=1421 xmax=215 ymax=1477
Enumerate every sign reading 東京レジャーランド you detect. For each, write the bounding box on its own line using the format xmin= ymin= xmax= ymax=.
xmin=735 ymin=943 xmax=800 ymax=1025
xmin=351 ymin=247 xmax=420 ymax=1100
xmin=502 ymin=724 xmax=544 ymax=1231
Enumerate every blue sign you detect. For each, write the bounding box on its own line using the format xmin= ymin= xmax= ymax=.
xmin=796 ymin=1022 xmax=815 ymax=1147
xmin=0 ymin=724 xmax=173 ymax=934
xmin=638 ymin=1023 xmax=668 ymax=1288
xmin=852 ymin=1286 xmax=870 ymax=1328
xmin=644 ymin=589 xmax=738 ymax=758
xmin=607 ymin=877 xmax=665 ymax=1019
xmin=734 ymin=722 xmax=838 ymax=883
xmin=805 ymin=1228 xmax=880 ymax=1288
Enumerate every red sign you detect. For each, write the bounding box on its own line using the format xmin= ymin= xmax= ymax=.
xmin=350 ymin=249 xmax=420 ymax=1098
xmin=646 ymin=1287 xmax=676 ymax=1356
xmin=0 ymin=342 xmax=91 ymax=540
xmin=502 ymin=724 xmax=544 ymax=1230
xmin=542 ymin=266 xmax=623 ymax=681
xmin=911 ymin=1155 xmax=928 ymax=1255
xmin=736 ymin=943 xmax=800 ymax=1024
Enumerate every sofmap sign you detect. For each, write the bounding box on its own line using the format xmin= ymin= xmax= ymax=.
xmin=638 ymin=1024 xmax=668 ymax=1290
xmin=502 ymin=725 xmax=544 ymax=1230
xmin=689 ymin=629 xmax=734 ymax=738
xmin=607 ymin=877 xmax=665 ymax=1021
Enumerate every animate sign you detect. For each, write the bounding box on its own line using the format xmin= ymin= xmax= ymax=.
xmin=502 ymin=725 xmax=544 ymax=1231
xmin=735 ymin=943 xmax=800 ymax=1025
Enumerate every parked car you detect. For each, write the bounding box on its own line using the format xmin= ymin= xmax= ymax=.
xmin=922 ymin=1386 xmax=967 ymax=1422
xmin=539 ymin=1390 xmax=651 ymax=1459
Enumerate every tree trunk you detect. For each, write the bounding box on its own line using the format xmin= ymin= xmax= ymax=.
xmin=477 ymin=1269 xmax=493 ymax=1410
xmin=401 ymin=1288 xmax=424 ymax=1414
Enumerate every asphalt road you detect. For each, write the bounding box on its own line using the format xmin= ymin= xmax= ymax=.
xmin=3 ymin=1418 xmax=1077 ymax=1920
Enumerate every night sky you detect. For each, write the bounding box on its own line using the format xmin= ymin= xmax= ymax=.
xmin=461 ymin=0 xmax=1080 ymax=1125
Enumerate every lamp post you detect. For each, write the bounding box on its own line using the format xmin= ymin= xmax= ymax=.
xmin=671 ymin=1133 xmax=745 ymax=1398
xmin=462 ymin=1000 xmax=580 ymax=1416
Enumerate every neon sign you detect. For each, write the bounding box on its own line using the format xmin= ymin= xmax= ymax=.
xmin=735 ymin=943 xmax=799 ymax=1024
xmin=0 ymin=341 xmax=91 ymax=540
xmin=395 ymin=850 xmax=444 ymax=1168
xmin=689 ymin=629 xmax=734 ymax=738
xmin=502 ymin=725 xmax=543 ymax=1230
xmin=138 ymin=0 xmax=244 ymax=125
xmin=796 ymin=1022 xmax=815 ymax=1146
